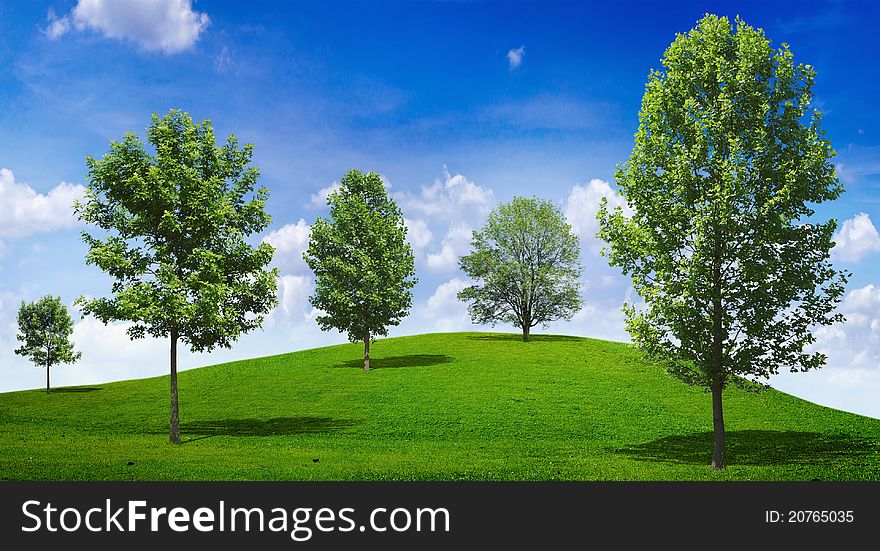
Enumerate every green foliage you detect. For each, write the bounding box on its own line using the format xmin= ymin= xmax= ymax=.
xmin=597 ymin=15 xmax=848 ymax=391
xmin=304 ymin=169 xmax=416 ymax=344
xmin=73 ymin=109 xmax=278 ymax=352
xmin=15 ymin=295 xmax=82 ymax=369
xmin=458 ymin=196 xmax=582 ymax=339
xmin=2 ymin=332 xmax=879 ymax=481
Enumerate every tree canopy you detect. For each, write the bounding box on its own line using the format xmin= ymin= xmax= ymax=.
xmin=75 ymin=109 xmax=278 ymax=442
xmin=458 ymin=196 xmax=583 ymax=341
xmin=304 ymin=169 xmax=417 ymax=370
xmin=597 ymin=14 xmax=848 ymax=469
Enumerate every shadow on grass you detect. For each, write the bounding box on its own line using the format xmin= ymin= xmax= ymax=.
xmin=332 ymin=354 xmax=453 ymax=370
xmin=466 ymin=334 xmax=583 ymax=343
xmin=49 ymin=387 xmax=103 ymax=393
xmin=612 ymin=430 xmax=880 ymax=466
xmin=179 ymin=416 xmax=360 ymax=442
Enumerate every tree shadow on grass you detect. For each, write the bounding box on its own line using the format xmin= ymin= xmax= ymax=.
xmin=49 ymin=387 xmax=103 ymax=393
xmin=332 ymin=354 xmax=453 ymax=370
xmin=177 ymin=416 xmax=360 ymax=443
xmin=466 ymin=334 xmax=583 ymax=343
xmin=612 ymin=430 xmax=880 ymax=466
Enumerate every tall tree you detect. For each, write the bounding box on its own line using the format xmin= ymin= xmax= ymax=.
xmin=74 ymin=109 xmax=278 ymax=444
xmin=597 ymin=15 xmax=848 ymax=469
xmin=458 ymin=196 xmax=582 ymax=342
xmin=304 ymin=169 xmax=416 ymax=370
xmin=15 ymin=295 xmax=82 ymax=395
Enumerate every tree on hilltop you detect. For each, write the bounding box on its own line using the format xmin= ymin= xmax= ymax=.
xmin=458 ymin=196 xmax=583 ymax=342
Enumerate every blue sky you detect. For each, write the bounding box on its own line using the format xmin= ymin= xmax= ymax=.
xmin=2 ymin=0 xmax=880 ymax=418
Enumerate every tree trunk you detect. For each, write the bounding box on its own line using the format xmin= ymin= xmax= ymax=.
xmin=710 ymin=214 xmax=725 ymax=470
xmin=46 ymin=341 xmax=51 ymax=395
xmin=711 ymin=381 xmax=725 ymax=470
xmin=363 ymin=332 xmax=370 ymax=371
xmin=169 ymin=329 xmax=181 ymax=444
xmin=522 ymin=325 xmax=530 ymax=342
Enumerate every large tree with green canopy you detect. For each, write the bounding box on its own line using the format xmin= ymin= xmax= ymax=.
xmin=75 ymin=109 xmax=278 ymax=444
xmin=597 ymin=14 xmax=848 ymax=469
xmin=304 ymin=169 xmax=417 ymax=371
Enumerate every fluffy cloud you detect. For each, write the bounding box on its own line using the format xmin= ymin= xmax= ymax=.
xmin=832 ymin=212 xmax=880 ymax=262
xmin=419 ymin=278 xmax=475 ymax=332
xmin=507 ymin=46 xmax=525 ymax=69
xmin=565 ymin=178 xmax=630 ymax=252
xmin=0 ymin=168 xmax=85 ymax=238
xmin=804 ymin=284 xmax=880 ymax=373
xmin=404 ymin=218 xmax=433 ymax=250
xmin=46 ymin=0 xmax=210 ymax=54
xmin=398 ymin=169 xmax=494 ymax=220
xmin=768 ymin=283 xmax=880 ymax=418
xmin=309 ymin=181 xmax=341 ymax=208
xmin=262 ymin=220 xmax=317 ymax=323
xmin=425 ymin=223 xmax=473 ymax=272
xmin=277 ymin=275 xmax=314 ymax=320
xmin=262 ymin=219 xmax=311 ymax=274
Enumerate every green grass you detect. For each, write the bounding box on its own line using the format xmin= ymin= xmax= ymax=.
xmin=2 ymin=332 xmax=879 ymax=481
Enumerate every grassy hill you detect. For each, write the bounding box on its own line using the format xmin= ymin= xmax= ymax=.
xmin=1 ymin=332 xmax=879 ymax=481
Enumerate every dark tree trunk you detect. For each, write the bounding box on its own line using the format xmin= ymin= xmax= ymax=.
xmin=46 ymin=342 xmax=51 ymax=395
xmin=522 ymin=325 xmax=530 ymax=342
xmin=169 ymin=329 xmax=180 ymax=444
xmin=711 ymin=381 xmax=725 ymax=470
xmin=710 ymin=216 xmax=725 ymax=470
xmin=363 ymin=332 xmax=370 ymax=371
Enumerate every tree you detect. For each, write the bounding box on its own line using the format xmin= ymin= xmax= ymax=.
xmin=304 ymin=169 xmax=416 ymax=371
xmin=597 ymin=15 xmax=848 ymax=470
xmin=15 ymin=295 xmax=82 ymax=395
xmin=457 ymin=196 xmax=583 ymax=342
xmin=74 ymin=109 xmax=278 ymax=444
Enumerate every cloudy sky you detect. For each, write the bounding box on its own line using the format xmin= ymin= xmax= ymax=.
xmin=1 ymin=0 xmax=880 ymax=418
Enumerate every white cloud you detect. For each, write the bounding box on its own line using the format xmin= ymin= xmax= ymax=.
xmin=67 ymin=317 xmax=169 ymax=383
xmin=769 ymin=282 xmax=880 ymax=418
xmin=45 ymin=10 xmax=71 ymax=39
xmin=46 ymin=0 xmax=210 ymax=54
xmin=426 ymin=244 xmax=457 ymax=272
xmin=398 ymin=168 xmax=494 ymax=220
xmin=309 ymin=181 xmax=341 ymax=208
xmin=805 ymin=284 xmax=880 ymax=373
xmin=277 ymin=275 xmax=314 ymax=319
xmin=425 ymin=223 xmax=473 ymax=272
xmin=842 ymin=284 xmax=880 ymax=312
xmin=565 ymin=178 xmax=631 ymax=253
xmin=507 ymin=46 xmax=525 ymax=69
xmin=421 ymin=278 xmax=474 ymax=332
xmin=262 ymin=219 xmax=311 ymax=274
xmin=0 ymin=168 xmax=86 ymax=238
xmin=832 ymin=212 xmax=880 ymax=262
xmin=404 ymin=218 xmax=433 ymax=250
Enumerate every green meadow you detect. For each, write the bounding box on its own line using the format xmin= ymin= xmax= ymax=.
xmin=2 ymin=332 xmax=878 ymax=481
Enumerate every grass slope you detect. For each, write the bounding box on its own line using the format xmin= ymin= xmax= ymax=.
xmin=1 ymin=332 xmax=879 ymax=481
